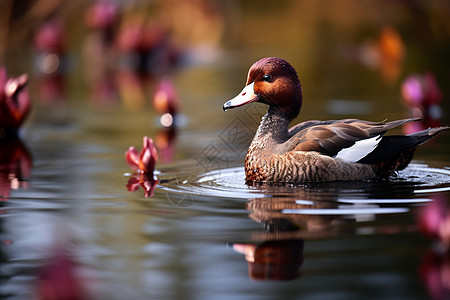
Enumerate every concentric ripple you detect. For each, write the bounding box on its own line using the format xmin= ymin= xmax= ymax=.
xmin=157 ymin=162 xmax=450 ymax=216
xmin=158 ymin=167 xmax=260 ymax=199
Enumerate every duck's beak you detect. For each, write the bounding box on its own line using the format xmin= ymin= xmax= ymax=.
xmin=223 ymin=82 xmax=260 ymax=111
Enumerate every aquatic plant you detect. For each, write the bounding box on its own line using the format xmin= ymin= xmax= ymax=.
xmin=401 ymin=72 xmax=443 ymax=133
xmin=153 ymin=78 xmax=179 ymax=116
xmin=401 ymin=72 xmax=442 ymax=110
xmin=0 ymin=68 xmax=31 ymax=138
xmin=85 ymin=1 xmax=119 ymax=30
xmin=126 ymin=136 xmax=158 ymax=197
xmin=126 ymin=136 xmax=158 ymax=174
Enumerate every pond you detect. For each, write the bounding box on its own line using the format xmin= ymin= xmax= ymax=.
xmin=1 ymin=1 xmax=450 ymax=299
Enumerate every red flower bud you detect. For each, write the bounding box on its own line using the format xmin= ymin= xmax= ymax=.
xmin=125 ymin=136 xmax=158 ymax=174
xmin=0 ymin=68 xmax=31 ymax=136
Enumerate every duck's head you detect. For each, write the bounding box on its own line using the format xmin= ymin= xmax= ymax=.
xmin=223 ymin=57 xmax=302 ymax=121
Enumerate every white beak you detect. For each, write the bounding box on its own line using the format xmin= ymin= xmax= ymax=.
xmin=223 ymin=82 xmax=259 ymax=111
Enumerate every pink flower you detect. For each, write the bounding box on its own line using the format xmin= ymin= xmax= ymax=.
xmin=125 ymin=137 xmax=158 ymax=197
xmin=0 ymin=68 xmax=31 ymax=136
xmin=34 ymin=19 xmax=65 ymax=53
xmin=85 ymin=1 xmax=119 ymax=30
xmin=401 ymin=72 xmax=442 ymax=109
xmin=125 ymin=136 xmax=158 ymax=174
xmin=153 ymin=78 xmax=179 ymax=117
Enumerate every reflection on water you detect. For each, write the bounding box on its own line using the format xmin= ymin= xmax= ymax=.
xmin=159 ymin=163 xmax=450 ymax=292
xmin=0 ymin=138 xmax=32 ymax=199
xmin=233 ymin=239 xmax=304 ymax=281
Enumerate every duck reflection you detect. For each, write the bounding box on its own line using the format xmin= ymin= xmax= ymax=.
xmin=233 ymin=237 xmax=304 ymax=281
xmin=234 ymin=179 xmax=427 ymax=281
xmin=233 ymin=209 xmax=305 ymax=281
xmin=247 ymin=193 xmax=339 ymax=236
xmin=0 ymin=138 xmax=32 ymax=200
xmin=233 ymin=187 xmax=340 ymax=281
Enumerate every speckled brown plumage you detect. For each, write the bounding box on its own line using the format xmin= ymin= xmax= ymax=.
xmin=245 ymin=143 xmax=376 ymax=183
xmin=223 ymin=57 xmax=449 ymax=183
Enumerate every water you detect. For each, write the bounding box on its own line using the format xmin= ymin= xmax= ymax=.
xmin=2 ymin=1 xmax=450 ymax=299
xmin=2 ymin=124 xmax=449 ymax=299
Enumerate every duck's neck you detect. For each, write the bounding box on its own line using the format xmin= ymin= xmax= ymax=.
xmin=245 ymin=108 xmax=292 ymax=172
xmin=253 ymin=108 xmax=291 ymax=145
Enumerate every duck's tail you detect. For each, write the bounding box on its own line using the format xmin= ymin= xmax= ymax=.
xmin=407 ymin=126 xmax=450 ymax=145
xmin=363 ymin=126 xmax=449 ymax=178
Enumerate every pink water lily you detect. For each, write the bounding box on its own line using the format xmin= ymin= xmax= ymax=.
xmin=126 ymin=136 xmax=158 ymax=197
xmin=401 ymin=72 xmax=442 ymax=109
xmin=0 ymin=68 xmax=31 ymax=136
xmin=85 ymin=1 xmax=119 ymax=30
xmin=153 ymin=78 xmax=179 ymax=116
xmin=401 ymin=72 xmax=443 ymax=134
xmin=34 ymin=19 xmax=65 ymax=53
xmin=126 ymin=136 xmax=158 ymax=174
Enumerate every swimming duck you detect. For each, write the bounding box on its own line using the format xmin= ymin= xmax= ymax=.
xmin=223 ymin=57 xmax=448 ymax=183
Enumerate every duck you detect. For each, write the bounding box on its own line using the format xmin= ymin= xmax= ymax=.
xmin=223 ymin=57 xmax=448 ymax=183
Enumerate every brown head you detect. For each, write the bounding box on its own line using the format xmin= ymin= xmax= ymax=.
xmin=223 ymin=57 xmax=303 ymax=121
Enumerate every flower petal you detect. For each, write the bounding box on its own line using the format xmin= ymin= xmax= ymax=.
xmin=141 ymin=176 xmax=158 ymax=198
xmin=126 ymin=177 xmax=140 ymax=192
xmin=140 ymin=136 xmax=157 ymax=173
xmin=0 ymin=72 xmax=30 ymax=130
xmin=125 ymin=146 xmax=140 ymax=171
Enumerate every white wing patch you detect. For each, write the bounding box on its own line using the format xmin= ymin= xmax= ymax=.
xmin=335 ymin=135 xmax=381 ymax=162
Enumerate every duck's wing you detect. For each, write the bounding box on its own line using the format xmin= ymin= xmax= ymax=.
xmin=287 ymin=118 xmax=420 ymax=162
xmin=288 ymin=119 xmax=346 ymax=134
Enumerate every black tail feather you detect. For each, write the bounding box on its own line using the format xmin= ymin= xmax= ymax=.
xmin=407 ymin=126 xmax=450 ymax=145
xmin=357 ymin=126 xmax=449 ymax=164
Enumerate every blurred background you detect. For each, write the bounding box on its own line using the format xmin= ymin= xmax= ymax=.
xmin=1 ymin=0 xmax=450 ymax=134
xmin=1 ymin=0 xmax=450 ymax=299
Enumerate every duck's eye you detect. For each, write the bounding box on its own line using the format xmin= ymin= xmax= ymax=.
xmin=262 ymin=74 xmax=272 ymax=82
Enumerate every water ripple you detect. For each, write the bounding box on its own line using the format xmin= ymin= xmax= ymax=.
xmin=159 ymin=162 xmax=450 ymax=203
xmin=155 ymin=162 xmax=450 ymax=227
